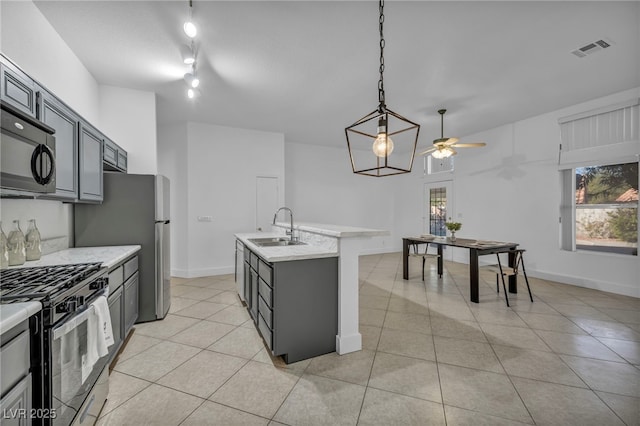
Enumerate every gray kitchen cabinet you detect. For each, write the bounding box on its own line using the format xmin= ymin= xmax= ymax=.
xmin=37 ymin=87 xmax=79 ymax=200
xmin=0 ymin=319 xmax=32 ymax=426
xmin=103 ymin=137 xmax=128 ymax=173
xmin=123 ymin=272 xmax=139 ymax=332
xmin=242 ymin=243 xmax=338 ymax=363
xmin=106 ymin=253 xmax=139 ymax=367
xmin=78 ymin=122 xmax=103 ymax=202
xmin=0 ymin=54 xmax=36 ymax=117
xmin=0 ymin=375 xmax=31 ymax=426
xmin=108 ymin=285 xmax=123 ymax=361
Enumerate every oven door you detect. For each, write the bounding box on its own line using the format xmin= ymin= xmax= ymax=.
xmin=50 ymin=301 xmax=109 ymax=426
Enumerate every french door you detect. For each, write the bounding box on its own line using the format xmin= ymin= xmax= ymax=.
xmin=424 ymin=181 xmax=453 ymax=259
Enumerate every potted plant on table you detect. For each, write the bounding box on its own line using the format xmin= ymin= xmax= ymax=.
xmin=445 ymin=218 xmax=462 ymax=241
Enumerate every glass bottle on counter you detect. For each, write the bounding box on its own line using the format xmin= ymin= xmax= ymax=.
xmin=7 ymin=220 xmax=26 ymax=266
xmin=25 ymin=219 xmax=42 ymax=261
xmin=0 ymin=221 xmax=8 ymax=269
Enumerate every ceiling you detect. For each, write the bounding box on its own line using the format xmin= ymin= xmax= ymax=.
xmin=33 ymin=1 xmax=640 ymax=152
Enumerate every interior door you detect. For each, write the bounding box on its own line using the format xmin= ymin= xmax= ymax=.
xmin=424 ymin=181 xmax=453 ymax=260
xmin=256 ymin=176 xmax=279 ymax=232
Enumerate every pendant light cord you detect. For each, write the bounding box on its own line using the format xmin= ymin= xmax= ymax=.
xmin=378 ymin=0 xmax=386 ymax=112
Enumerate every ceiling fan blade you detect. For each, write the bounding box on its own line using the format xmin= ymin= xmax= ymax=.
xmin=443 ymin=137 xmax=459 ymax=146
xmin=453 ymin=142 xmax=486 ymax=148
xmin=417 ymin=147 xmax=438 ymax=156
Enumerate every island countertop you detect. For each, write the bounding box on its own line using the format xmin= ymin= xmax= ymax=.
xmin=235 ymin=232 xmax=338 ymax=263
xmin=274 ymin=222 xmax=389 ymax=238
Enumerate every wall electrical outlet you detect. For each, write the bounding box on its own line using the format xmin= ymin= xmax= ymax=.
xmin=197 ymin=216 xmax=213 ymax=222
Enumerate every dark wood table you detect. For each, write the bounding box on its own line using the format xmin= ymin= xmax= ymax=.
xmin=402 ymin=236 xmax=519 ymax=303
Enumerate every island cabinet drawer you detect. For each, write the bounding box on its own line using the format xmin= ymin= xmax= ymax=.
xmin=258 ymin=279 xmax=272 ymax=306
xmin=250 ymin=252 xmax=258 ymax=271
xmin=123 ymin=256 xmax=138 ymax=281
xmin=0 ymin=330 xmax=30 ymax=397
xmin=258 ymin=259 xmax=272 ymax=286
xmin=244 ymin=246 xmax=250 ymax=263
xmin=108 ymin=266 xmax=124 ymax=294
xmin=258 ymin=295 xmax=273 ymax=328
xmin=258 ymin=314 xmax=272 ymax=350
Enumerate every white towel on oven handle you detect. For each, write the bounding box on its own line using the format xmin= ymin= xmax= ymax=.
xmin=92 ymin=295 xmax=114 ymax=356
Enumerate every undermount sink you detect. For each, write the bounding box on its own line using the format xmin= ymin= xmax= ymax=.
xmin=249 ymin=237 xmax=306 ymax=247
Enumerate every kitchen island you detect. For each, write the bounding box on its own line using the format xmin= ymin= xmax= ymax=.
xmin=237 ymin=222 xmax=388 ymax=358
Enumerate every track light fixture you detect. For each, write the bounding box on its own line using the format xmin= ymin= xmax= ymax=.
xmin=187 ymin=88 xmax=201 ymax=99
xmin=184 ymin=70 xmax=200 ymax=88
xmin=180 ymin=43 xmax=195 ymax=65
xmin=184 ymin=0 xmax=197 ymax=38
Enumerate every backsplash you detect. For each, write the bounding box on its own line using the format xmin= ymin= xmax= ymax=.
xmin=0 ymin=199 xmax=72 ymax=255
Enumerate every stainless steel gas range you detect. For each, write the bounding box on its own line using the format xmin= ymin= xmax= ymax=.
xmin=1 ymin=263 xmax=110 ymax=426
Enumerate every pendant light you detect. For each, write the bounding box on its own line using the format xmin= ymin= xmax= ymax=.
xmin=184 ymin=0 xmax=197 ymax=38
xmin=180 ymin=42 xmax=195 ymax=65
xmin=345 ymin=0 xmax=420 ymax=177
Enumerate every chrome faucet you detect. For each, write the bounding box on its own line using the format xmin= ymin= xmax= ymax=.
xmin=272 ymin=207 xmax=295 ymax=241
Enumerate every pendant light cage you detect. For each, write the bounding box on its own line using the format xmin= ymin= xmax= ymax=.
xmin=345 ymin=109 xmax=420 ymax=177
xmin=345 ymin=0 xmax=420 ymax=177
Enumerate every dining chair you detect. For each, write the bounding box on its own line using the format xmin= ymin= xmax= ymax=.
xmin=408 ymin=243 xmax=441 ymax=281
xmin=481 ymin=249 xmax=533 ymax=307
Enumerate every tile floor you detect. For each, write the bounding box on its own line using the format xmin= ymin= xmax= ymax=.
xmin=97 ymin=253 xmax=639 ymax=426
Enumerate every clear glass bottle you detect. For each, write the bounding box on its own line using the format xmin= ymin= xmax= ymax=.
xmin=7 ymin=220 xmax=26 ymax=266
xmin=25 ymin=219 xmax=42 ymax=261
xmin=0 ymin=221 xmax=8 ymax=269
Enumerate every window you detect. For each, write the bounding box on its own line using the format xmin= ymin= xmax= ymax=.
xmin=429 ymin=187 xmax=447 ymax=236
xmin=574 ymin=163 xmax=638 ymax=255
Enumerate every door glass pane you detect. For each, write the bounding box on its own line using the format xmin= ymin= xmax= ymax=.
xmin=429 ymin=187 xmax=447 ymax=236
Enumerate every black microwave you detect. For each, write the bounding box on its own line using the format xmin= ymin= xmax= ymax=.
xmin=1 ymin=100 xmax=56 ymax=194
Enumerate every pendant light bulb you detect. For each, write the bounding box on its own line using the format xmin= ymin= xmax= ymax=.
xmin=372 ymin=118 xmax=394 ymax=158
xmin=184 ymin=21 xmax=197 ymax=38
xmin=180 ymin=44 xmax=195 ymax=65
xmin=187 ymin=88 xmax=200 ymax=99
xmin=184 ymin=72 xmax=200 ymax=88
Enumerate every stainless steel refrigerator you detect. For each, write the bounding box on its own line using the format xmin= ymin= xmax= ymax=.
xmin=74 ymin=173 xmax=171 ymax=322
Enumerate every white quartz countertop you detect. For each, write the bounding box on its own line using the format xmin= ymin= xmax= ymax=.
xmin=236 ymin=232 xmax=338 ymax=262
xmin=274 ymin=222 xmax=389 ymax=238
xmin=0 ymin=302 xmax=41 ymax=334
xmin=8 ymin=245 xmax=141 ymax=270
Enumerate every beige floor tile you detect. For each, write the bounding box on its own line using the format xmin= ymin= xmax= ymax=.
xmin=595 ymin=337 xmax=640 ymax=364
xmin=368 ymin=352 xmax=441 ymax=403
xmin=133 ymin=314 xmax=200 ymax=340
xmin=443 ymin=405 xmax=532 ymax=426
xmin=360 ymin=294 xmax=390 ymax=310
xmin=492 ymin=344 xmax=586 ymax=387
xmin=516 ymin=312 xmax=587 ymax=335
xmin=571 ymin=318 xmax=640 ymax=341
xmin=434 ymin=336 xmax=504 ymax=373
xmin=273 ymin=373 xmax=366 ymax=426
xmin=377 ymin=328 xmax=436 ymax=361
xmin=101 ymin=371 xmax=151 ymax=415
xmin=116 ymin=333 xmax=163 ymax=362
xmin=183 ymin=276 xmax=221 ymax=288
xmin=598 ymin=308 xmax=640 ymax=324
xmin=168 ymin=319 xmax=235 ymax=348
xmin=251 ymin=347 xmax=311 ymax=376
xmin=358 ymin=387 xmax=445 ymax=426
xmin=560 ymin=355 xmax=640 ymax=397
xmin=208 ymin=326 xmax=266 ymax=359
xmin=383 ymin=311 xmax=431 ymax=335
xmin=428 ymin=302 xmax=476 ymax=321
xmin=173 ymin=300 xmax=228 ymax=319
xmin=208 ymin=280 xmax=237 ymax=291
xmin=537 ymin=330 xmax=626 ymax=362
xmin=359 ymin=307 xmax=386 ymax=327
xmin=170 ymin=277 xmax=192 ymax=286
xmin=182 ymin=400 xmax=269 ymax=426
xmin=168 ymin=296 xmax=199 ymax=313
xmin=207 ymin=290 xmax=242 ymax=305
xmin=595 ymin=391 xmax=640 ymax=426
xmin=114 ymin=340 xmax=201 ymax=382
xmin=158 ymin=350 xmax=247 ymax=398
xmin=387 ymin=296 xmax=430 ymax=315
xmin=211 ymin=361 xmax=300 ymax=418
xmin=359 ymin=283 xmax=393 ymax=297
xmin=480 ymin=323 xmax=551 ymax=352
xmin=361 ymin=325 xmax=382 ymax=351
xmin=306 ymin=349 xmax=375 ymax=386
xmin=512 ymin=377 xmax=624 ymax=426
xmin=548 ymin=303 xmax=614 ymax=321
xmin=439 ymin=364 xmax=532 ymax=424
xmin=508 ymin=299 xmax=559 ymax=315
xmin=470 ymin=308 xmax=529 ymax=328
xmin=97 ymin=384 xmax=203 ymax=426
xmin=180 ymin=286 xmax=224 ymax=301
xmin=430 ymin=316 xmax=487 ymax=343
xmin=170 ymin=285 xmax=201 ymax=297
xmin=207 ymin=305 xmax=252 ymax=325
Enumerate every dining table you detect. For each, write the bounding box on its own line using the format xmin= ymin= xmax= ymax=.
xmin=402 ymin=236 xmax=519 ymax=303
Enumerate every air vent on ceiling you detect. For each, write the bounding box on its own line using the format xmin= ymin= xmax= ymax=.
xmin=571 ymin=39 xmax=612 ymax=58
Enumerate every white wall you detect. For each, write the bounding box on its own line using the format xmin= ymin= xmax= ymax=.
xmin=99 ymin=85 xmax=157 ymax=174
xmin=284 ymin=142 xmax=398 ymax=254
xmin=158 ymin=122 xmax=285 ymax=277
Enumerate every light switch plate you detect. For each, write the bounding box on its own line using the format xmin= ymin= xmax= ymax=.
xmin=197 ymin=215 xmax=213 ymax=222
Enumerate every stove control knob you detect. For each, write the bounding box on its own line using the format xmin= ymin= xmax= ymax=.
xmin=90 ymin=278 xmax=107 ymax=290
xmin=56 ymin=297 xmax=77 ymax=313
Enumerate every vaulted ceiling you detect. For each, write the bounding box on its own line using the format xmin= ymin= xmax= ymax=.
xmin=33 ymin=1 xmax=640 ymax=152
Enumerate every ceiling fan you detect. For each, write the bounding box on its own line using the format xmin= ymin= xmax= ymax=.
xmin=417 ymin=109 xmax=486 ymax=158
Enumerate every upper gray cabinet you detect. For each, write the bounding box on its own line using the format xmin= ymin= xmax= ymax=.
xmin=0 ymin=55 xmax=36 ymax=117
xmin=79 ymin=122 xmax=104 ymax=202
xmin=103 ymin=137 xmax=128 ymax=173
xmin=37 ymin=87 xmax=79 ymax=200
